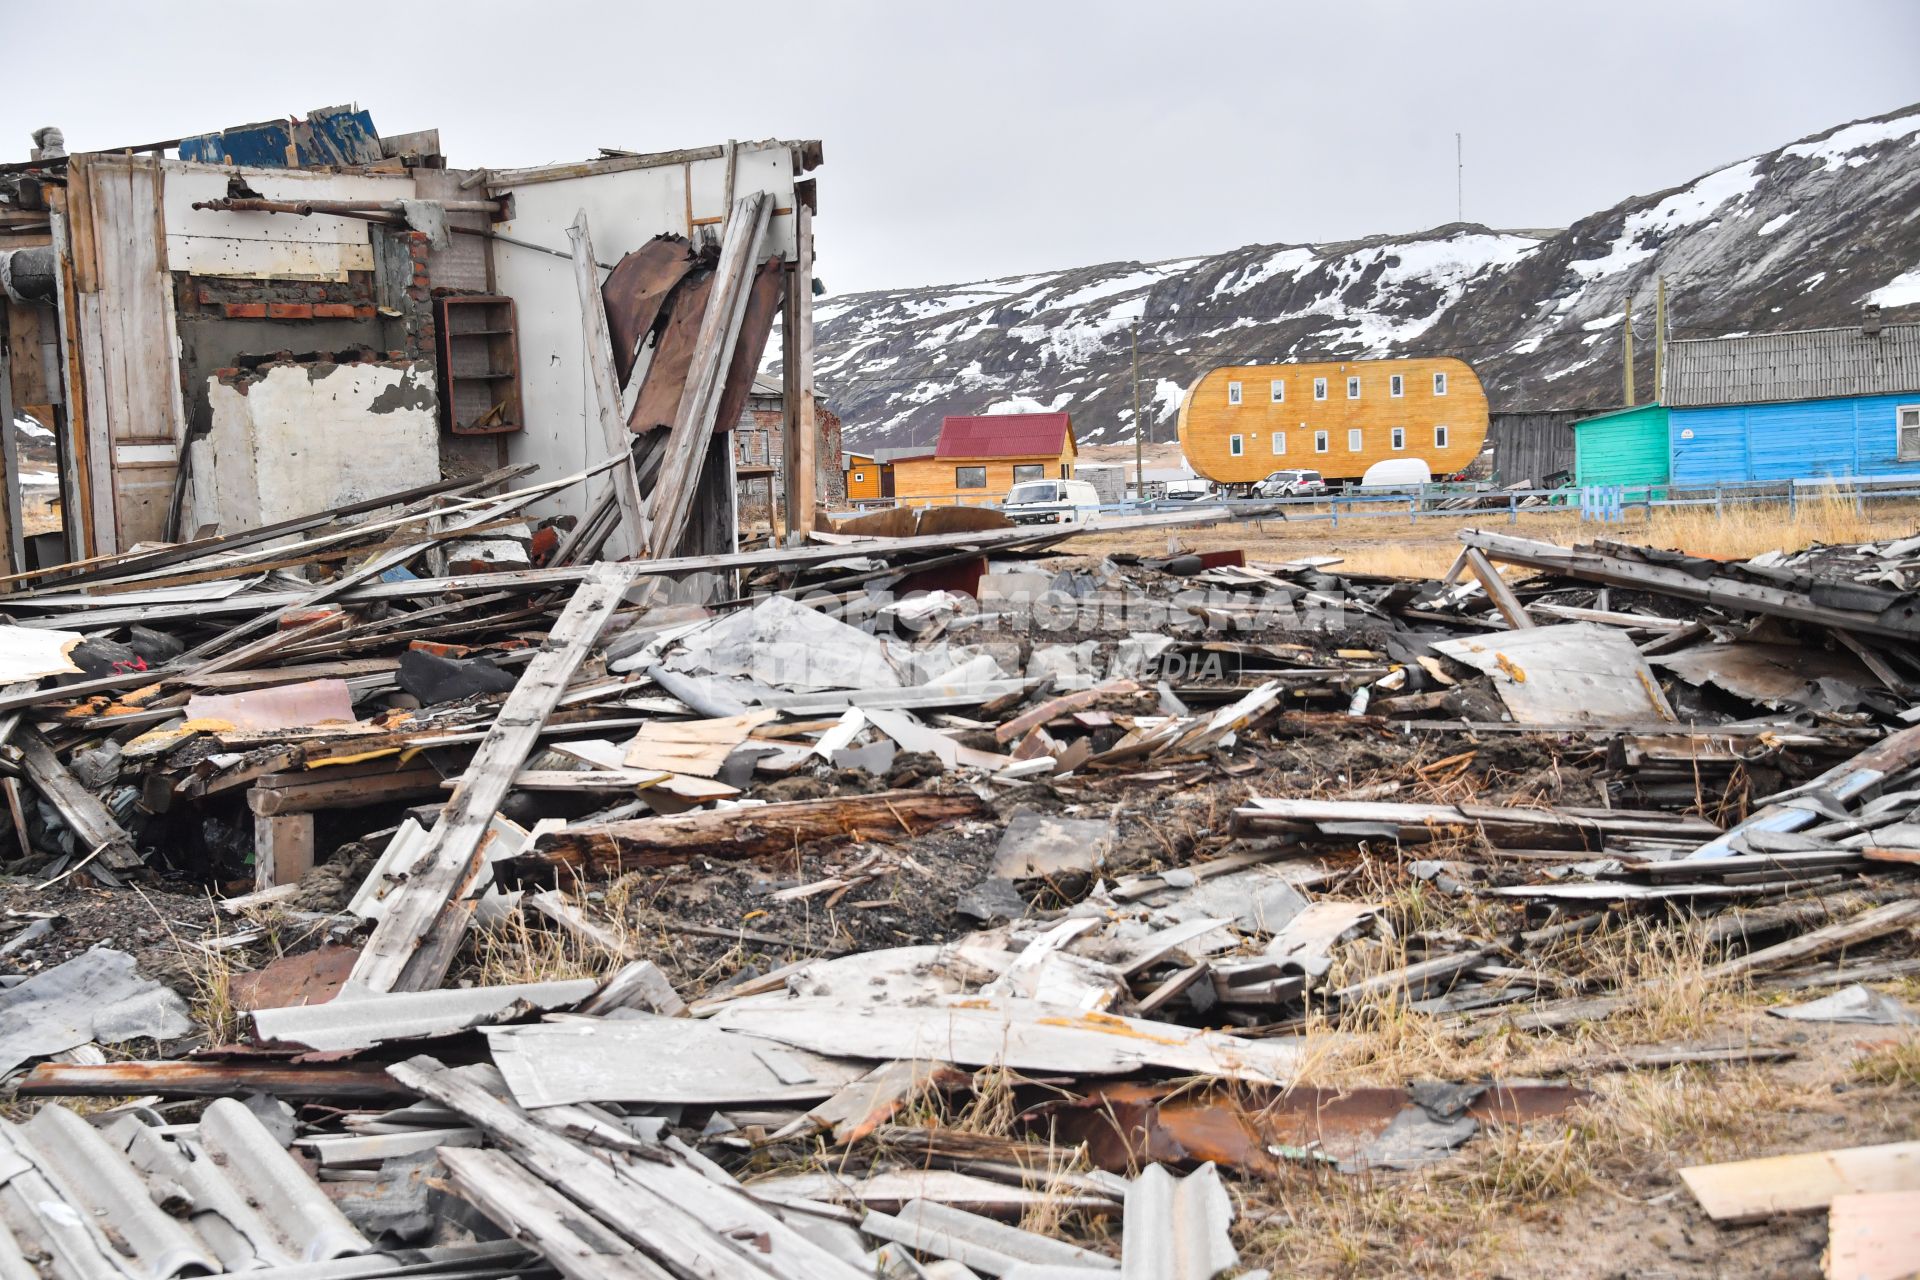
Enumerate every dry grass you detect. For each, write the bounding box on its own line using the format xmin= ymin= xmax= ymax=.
xmin=471 ymin=879 xmax=642 ymax=986
xmin=1070 ymin=492 xmax=1920 ymax=580
xmin=1851 ymin=1037 xmax=1920 ymax=1089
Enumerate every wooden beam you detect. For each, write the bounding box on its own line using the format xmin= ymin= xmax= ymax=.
xmin=567 ymin=211 xmax=650 ymax=557
xmin=510 ymin=790 xmax=991 ymax=879
xmin=1464 ymin=547 xmax=1534 ymax=629
xmin=253 ymin=812 xmax=315 ymax=891
xmin=780 ymin=202 xmax=817 ymax=541
xmin=17 ymin=726 xmax=141 ymax=871
xmin=1695 ymin=899 xmax=1920 ymax=984
xmin=646 ymin=192 xmax=771 ymax=558
xmin=347 ymin=562 xmax=640 ymax=994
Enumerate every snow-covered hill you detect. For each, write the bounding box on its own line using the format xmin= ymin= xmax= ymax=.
xmin=820 ymin=104 xmax=1920 ymax=450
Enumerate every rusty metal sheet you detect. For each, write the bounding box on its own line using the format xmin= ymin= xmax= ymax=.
xmin=1649 ymin=641 xmax=1873 ymax=711
xmin=833 ymin=506 xmax=1016 ymax=538
xmin=709 ymin=256 xmax=786 ymax=439
xmin=17 ymin=1060 xmax=414 ymax=1101
xmin=602 ymin=235 xmax=702 ymax=388
xmin=1024 ymin=1080 xmax=1589 ymax=1175
xmin=230 ymin=944 xmax=358 ymax=1012
xmin=627 ymin=272 xmax=714 ymax=436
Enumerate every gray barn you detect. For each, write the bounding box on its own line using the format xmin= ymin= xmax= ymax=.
xmin=1487 ymin=408 xmax=1614 ymax=488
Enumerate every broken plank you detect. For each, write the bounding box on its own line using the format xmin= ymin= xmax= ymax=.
xmin=1696 ymin=899 xmax=1920 ymax=984
xmin=18 ymin=727 xmax=141 ymax=871
xmin=1463 ymin=547 xmax=1534 ymax=629
xmin=347 ymin=562 xmax=640 ymax=995
xmin=511 ymin=790 xmax=989 ymax=878
xmin=1680 ymin=1141 xmax=1920 ymax=1224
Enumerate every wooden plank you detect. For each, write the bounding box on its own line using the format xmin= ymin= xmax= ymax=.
xmin=347 ymin=562 xmax=639 ymax=994
xmin=780 ymin=203 xmax=816 ymax=539
xmin=1464 ymin=547 xmax=1534 ymax=629
xmin=1695 ymin=899 xmax=1920 ymax=983
xmin=438 ymin=1148 xmax=674 ymax=1280
xmin=253 ymin=812 xmax=315 ymax=891
xmin=1824 ymin=1190 xmax=1920 ymax=1280
xmin=993 ymin=679 xmax=1139 ymax=745
xmin=249 ymin=765 xmax=446 ymax=815
xmin=17 ymin=726 xmax=141 ymax=871
xmin=567 ymin=211 xmax=650 ymax=556
xmin=515 ymin=790 xmax=990 ymax=877
xmin=1680 ymin=1142 xmax=1920 ymax=1224
xmin=647 ymin=192 xmax=770 ymax=558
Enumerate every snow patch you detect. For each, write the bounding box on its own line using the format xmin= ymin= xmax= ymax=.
xmin=1570 ymin=159 xmax=1762 ymax=279
xmin=1757 ymin=212 xmax=1796 ymax=236
xmin=1152 ymin=378 xmax=1186 ymax=423
xmin=1213 ymin=247 xmax=1317 ymax=299
xmin=1782 ymin=114 xmax=1920 ymax=173
xmin=1865 ymin=267 xmax=1920 ymax=308
xmin=980 ymin=392 xmax=1076 ymax=415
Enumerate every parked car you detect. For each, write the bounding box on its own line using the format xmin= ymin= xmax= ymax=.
xmin=1002 ymin=478 xmax=1102 ymax=525
xmin=1160 ymin=478 xmax=1214 ymax=502
xmin=1254 ymin=468 xmax=1328 ymax=498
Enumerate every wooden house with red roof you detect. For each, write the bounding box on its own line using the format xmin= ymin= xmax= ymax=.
xmin=878 ymin=412 xmax=1078 ymax=507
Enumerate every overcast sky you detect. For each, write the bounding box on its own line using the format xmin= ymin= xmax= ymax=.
xmin=5 ymin=0 xmax=1917 ymax=295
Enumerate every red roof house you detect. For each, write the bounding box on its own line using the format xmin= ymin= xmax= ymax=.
xmin=934 ymin=413 xmax=1075 ymax=459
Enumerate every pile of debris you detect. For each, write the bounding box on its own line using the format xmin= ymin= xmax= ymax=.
xmin=2 ymin=492 xmax=1919 ymax=1277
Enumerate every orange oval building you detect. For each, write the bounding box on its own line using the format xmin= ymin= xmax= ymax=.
xmin=1175 ymin=356 xmax=1488 ymax=484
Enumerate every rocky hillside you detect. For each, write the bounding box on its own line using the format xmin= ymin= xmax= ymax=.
xmin=820 ymin=103 xmax=1920 ymax=450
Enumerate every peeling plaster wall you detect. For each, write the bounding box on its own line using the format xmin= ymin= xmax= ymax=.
xmin=189 ymin=361 xmax=439 ymax=533
xmin=489 ymin=145 xmax=802 ymax=551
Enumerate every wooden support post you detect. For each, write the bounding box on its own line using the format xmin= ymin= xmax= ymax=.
xmin=252 ymin=812 xmax=315 ymax=891
xmin=781 ymin=203 xmax=818 ymax=542
xmin=1464 ymin=547 xmax=1534 ymax=629
xmin=566 ymin=210 xmax=650 ymax=556
xmin=347 ymin=561 xmax=640 ymax=995
xmin=648 ymin=192 xmax=771 ymax=558
xmin=1622 ymin=295 xmax=1635 ymax=406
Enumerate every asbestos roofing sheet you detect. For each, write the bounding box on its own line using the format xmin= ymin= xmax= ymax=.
xmin=1120 ymin=1164 xmax=1237 ymax=1280
xmin=1433 ymin=623 xmax=1674 ymax=726
xmin=0 ymin=947 xmax=194 ymax=1076
xmin=250 ymin=978 xmax=598 ymax=1052
xmin=711 ymin=995 xmax=1302 ymax=1085
xmin=0 ymin=1099 xmax=374 ymax=1280
xmin=481 ymin=1014 xmax=872 ymax=1108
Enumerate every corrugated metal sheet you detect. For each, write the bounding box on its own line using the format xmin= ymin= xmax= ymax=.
xmin=1671 ymin=393 xmax=1920 ymax=486
xmin=936 ymin=414 xmax=1072 ymax=459
xmin=1574 ymin=405 xmax=1671 ymax=488
xmin=1666 ymin=323 xmax=1920 ymax=408
xmin=1488 ymin=409 xmax=1610 ymax=487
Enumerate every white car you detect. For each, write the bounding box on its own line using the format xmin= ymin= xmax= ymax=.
xmin=1003 ymin=478 xmax=1102 ymax=525
xmin=1254 ymin=468 xmax=1328 ymax=498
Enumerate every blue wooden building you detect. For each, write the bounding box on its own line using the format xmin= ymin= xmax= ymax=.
xmin=1666 ymin=322 xmax=1920 ymax=487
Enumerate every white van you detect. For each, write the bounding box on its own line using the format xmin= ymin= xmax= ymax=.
xmin=1003 ymin=478 xmax=1102 ymax=525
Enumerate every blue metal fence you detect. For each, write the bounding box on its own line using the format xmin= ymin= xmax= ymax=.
xmin=848 ymin=473 xmax=1920 ymax=531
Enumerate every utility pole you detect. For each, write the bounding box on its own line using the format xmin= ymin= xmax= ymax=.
xmin=1623 ymin=296 xmax=1636 ymax=406
xmin=1455 ymin=133 xmax=1463 ymax=223
xmin=1653 ymin=274 xmax=1667 ymax=403
xmin=1131 ymin=320 xmax=1142 ymax=504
